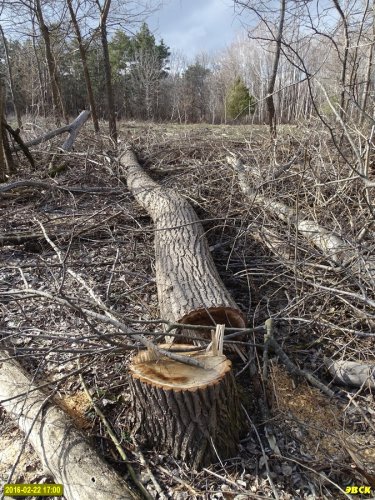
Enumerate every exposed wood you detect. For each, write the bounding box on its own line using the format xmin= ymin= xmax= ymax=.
xmin=129 ymin=344 xmax=242 ymax=469
xmin=0 ymin=350 xmax=138 ymax=500
xmin=61 ymin=110 xmax=91 ymax=151
xmin=120 ymin=148 xmax=245 ymax=341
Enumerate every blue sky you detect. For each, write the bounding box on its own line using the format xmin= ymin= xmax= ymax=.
xmin=148 ymin=0 xmax=246 ymax=60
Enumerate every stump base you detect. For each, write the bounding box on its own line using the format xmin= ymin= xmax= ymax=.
xmin=129 ymin=344 xmax=242 ymax=469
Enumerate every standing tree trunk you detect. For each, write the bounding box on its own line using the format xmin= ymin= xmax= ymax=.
xmin=0 ymin=81 xmax=15 ymax=178
xmin=31 ymin=13 xmax=47 ymax=119
xmin=67 ymin=0 xmax=100 ymax=133
xmin=0 ymin=82 xmax=6 ymax=182
xmin=0 ymin=25 xmax=22 ymax=129
xmin=35 ymin=0 xmax=67 ymax=126
xmin=332 ymin=0 xmax=350 ymax=119
xmin=266 ymin=0 xmax=286 ymax=138
xmin=98 ymin=0 xmax=117 ymax=142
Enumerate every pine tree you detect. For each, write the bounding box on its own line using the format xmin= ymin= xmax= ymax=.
xmin=226 ymin=77 xmax=255 ymax=120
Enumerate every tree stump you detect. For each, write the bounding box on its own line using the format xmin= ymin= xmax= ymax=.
xmin=129 ymin=344 xmax=242 ymax=469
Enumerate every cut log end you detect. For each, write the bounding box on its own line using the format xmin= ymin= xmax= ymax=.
xmin=180 ymin=306 xmax=246 ymax=329
xmin=129 ymin=344 xmax=242 ymax=468
xmin=175 ymin=306 xmax=246 ymax=344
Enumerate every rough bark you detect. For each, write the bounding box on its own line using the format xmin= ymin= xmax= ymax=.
xmin=0 ymin=24 xmax=22 ymax=129
xmin=266 ymin=0 xmax=286 ymax=138
xmin=120 ymin=149 xmax=245 ymax=340
xmin=0 ymin=350 xmax=138 ymax=500
xmin=35 ymin=0 xmax=67 ymax=125
xmin=99 ymin=0 xmax=117 ymax=142
xmin=129 ymin=344 xmax=242 ymax=469
xmin=67 ymin=0 xmax=100 ymax=133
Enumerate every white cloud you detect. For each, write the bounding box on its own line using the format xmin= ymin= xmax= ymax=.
xmin=148 ymin=0 xmax=244 ymax=59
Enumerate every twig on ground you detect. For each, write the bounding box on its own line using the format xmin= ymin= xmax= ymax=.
xmin=78 ymin=359 xmax=154 ymax=500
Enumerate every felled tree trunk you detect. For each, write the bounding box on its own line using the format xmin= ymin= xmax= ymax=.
xmin=121 ymin=150 xmax=245 ymax=466
xmin=129 ymin=344 xmax=242 ymax=469
xmin=0 ymin=350 xmax=137 ymax=500
xmin=120 ymin=149 xmax=245 ymax=341
xmin=11 ymin=110 xmax=90 ymax=153
xmin=228 ymin=155 xmax=348 ymax=263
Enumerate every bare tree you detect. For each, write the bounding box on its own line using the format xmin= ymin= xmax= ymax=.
xmin=130 ymin=48 xmax=164 ymax=120
xmin=95 ymin=0 xmax=117 ymax=141
xmin=0 ymin=81 xmax=6 ymax=182
xmin=0 ymin=24 xmax=22 ymax=128
xmin=235 ymin=0 xmax=286 ymax=136
xmin=66 ymin=0 xmax=100 ymax=132
xmin=34 ymin=0 xmax=68 ymax=125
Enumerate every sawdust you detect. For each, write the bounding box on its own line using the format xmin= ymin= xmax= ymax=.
xmin=55 ymin=390 xmax=93 ymax=430
xmin=269 ymin=363 xmax=375 ymax=487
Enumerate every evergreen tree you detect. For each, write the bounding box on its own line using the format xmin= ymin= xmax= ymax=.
xmin=226 ymin=77 xmax=255 ymax=120
xmin=108 ymin=23 xmax=170 ymax=119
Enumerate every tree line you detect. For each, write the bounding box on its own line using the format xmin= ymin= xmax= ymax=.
xmin=0 ymin=0 xmax=374 ymax=139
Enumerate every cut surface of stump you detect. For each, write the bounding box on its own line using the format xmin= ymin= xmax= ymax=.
xmin=129 ymin=344 xmax=242 ymax=469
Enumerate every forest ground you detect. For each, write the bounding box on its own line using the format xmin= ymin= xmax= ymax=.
xmin=0 ymin=120 xmax=374 ymax=499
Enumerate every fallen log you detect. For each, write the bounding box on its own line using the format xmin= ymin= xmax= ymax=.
xmin=0 ymin=350 xmax=138 ymax=500
xmin=61 ymin=110 xmax=91 ymax=151
xmin=4 ymin=122 xmax=35 ymax=169
xmin=324 ymin=357 xmax=375 ymax=389
xmin=121 ymin=149 xmax=245 ymax=467
xmin=11 ymin=110 xmax=90 ymax=153
xmin=227 ymin=156 xmax=347 ymax=264
xmin=129 ymin=343 xmax=242 ymax=469
xmin=228 ymin=156 xmax=375 ymax=288
xmin=120 ymin=148 xmax=245 ymax=341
